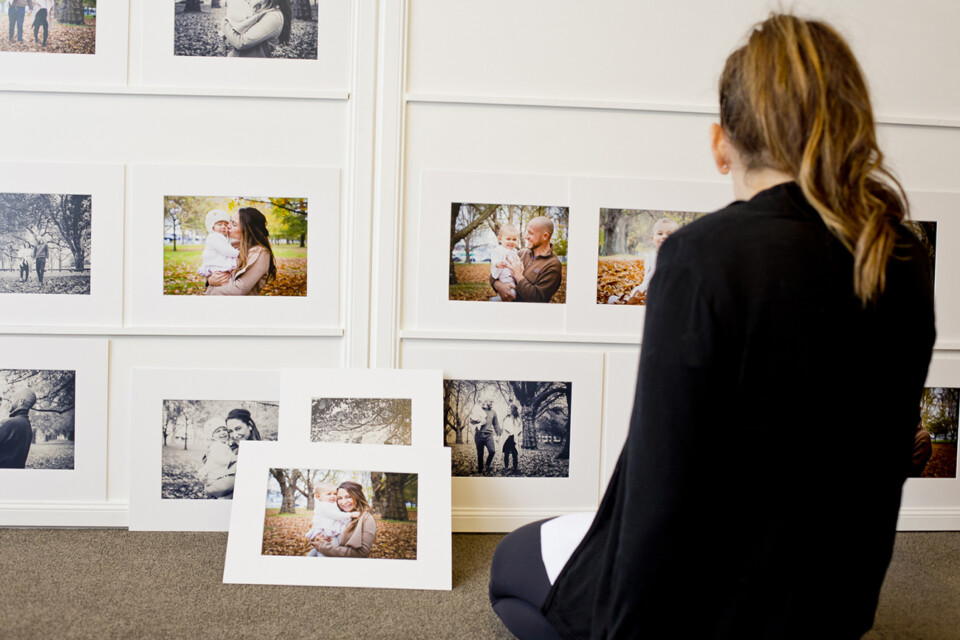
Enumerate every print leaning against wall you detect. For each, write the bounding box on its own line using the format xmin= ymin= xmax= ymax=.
xmin=0 ymin=0 xmax=96 ymax=54
xmin=918 ymin=387 xmax=958 ymax=478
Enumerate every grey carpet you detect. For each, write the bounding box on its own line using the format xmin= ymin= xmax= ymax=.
xmin=0 ymin=529 xmax=957 ymax=639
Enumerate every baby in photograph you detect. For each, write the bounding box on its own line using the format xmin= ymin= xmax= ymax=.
xmin=305 ymin=483 xmax=360 ymax=557
xmin=199 ymin=425 xmax=237 ymax=498
xmin=219 ymin=0 xmax=267 ymax=41
xmin=197 ymin=209 xmax=240 ymax=280
xmin=490 ymin=223 xmax=520 ymax=302
xmin=609 ymin=217 xmax=679 ymax=304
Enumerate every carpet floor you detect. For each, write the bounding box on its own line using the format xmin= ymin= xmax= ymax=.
xmin=0 ymin=530 xmax=956 ymax=639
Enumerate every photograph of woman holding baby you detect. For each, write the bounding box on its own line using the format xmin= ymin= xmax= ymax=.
xmin=173 ymin=0 xmax=318 ymax=60
xmin=262 ymin=469 xmax=417 ymax=560
xmin=163 ymin=196 xmax=307 ymax=297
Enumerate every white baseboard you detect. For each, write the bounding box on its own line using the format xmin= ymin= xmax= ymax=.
xmin=895 ymin=508 xmax=960 ymax=531
xmin=452 ymin=507 xmax=595 ymax=533
xmin=0 ymin=502 xmax=129 ymax=528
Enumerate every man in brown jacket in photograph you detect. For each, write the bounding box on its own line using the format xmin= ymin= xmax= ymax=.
xmin=490 ymin=216 xmax=562 ymax=303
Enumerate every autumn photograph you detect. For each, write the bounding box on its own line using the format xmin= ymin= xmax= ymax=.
xmin=444 ymin=379 xmax=571 ymax=478
xmin=161 ymin=399 xmax=279 ymax=499
xmin=262 ymin=468 xmax=418 ymax=560
xmin=598 ymin=208 xmax=708 ymax=305
xmin=173 ymin=0 xmax=318 ymax=60
xmin=919 ymin=387 xmax=958 ymax=479
xmin=0 ymin=369 xmax=75 ymax=470
xmin=311 ymin=397 xmax=412 ymax=446
xmin=163 ymin=195 xmax=307 ymax=296
xmin=0 ymin=192 xmax=91 ymax=295
xmin=449 ymin=202 xmax=568 ymax=304
xmin=904 ymin=220 xmax=937 ymax=285
xmin=0 ymin=0 xmax=95 ymax=54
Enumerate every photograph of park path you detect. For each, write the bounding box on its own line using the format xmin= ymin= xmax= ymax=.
xmin=163 ymin=195 xmax=307 ymax=296
xmin=262 ymin=468 xmax=417 ymax=559
xmin=920 ymin=387 xmax=958 ymax=478
xmin=0 ymin=368 xmax=75 ymax=469
xmin=449 ymin=202 xmax=568 ymax=303
xmin=0 ymin=0 xmax=95 ymax=54
xmin=0 ymin=192 xmax=91 ymax=295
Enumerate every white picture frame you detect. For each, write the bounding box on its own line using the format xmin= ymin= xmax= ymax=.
xmin=400 ymin=343 xmax=604 ymax=532
xmin=278 ymin=368 xmax=443 ymax=447
xmin=0 ymin=337 xmax=108 ymax=503
xmin=907 ymin=190 xmax=960 ymax=349
xmin=0 ymin=161 xmax=124 ymax=328
xmin=600 ymin=349 xmax=638 ymax=494
xmin=413 ymin=170 xmax=570 ymax=336
xmin=224 ymin=441 xmax=452 ymax=590
xmin=130 ymin=0 xmax=352 ymax=95
xmin=565 ymin=176 xmax=733 ymax=340
xmin=0 ymin=1 xmax=128 ymax=88
xmin=127 ymin=163 xmax=340 ymax=331
xmin=128 ymin=367 xmax=281 ymax=531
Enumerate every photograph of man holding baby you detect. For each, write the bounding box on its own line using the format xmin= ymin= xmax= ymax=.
xmin=597 ymin=208 xmax=708 ymax=305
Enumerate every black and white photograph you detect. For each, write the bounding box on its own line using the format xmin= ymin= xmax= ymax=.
xmin=0 ymin=192 xmax=91 ymax=295
xmin=310 ymin=398 xmax=412 ymax=445
xmin=161 ymin=399 xmax=279 ymax=499
xmin=0 ymin=368 xmax=75 ymax=470
xmin=173 ymin=0 xmax=319 ymax=60
xmin=443 ymin=379 xmax=571 ymax=478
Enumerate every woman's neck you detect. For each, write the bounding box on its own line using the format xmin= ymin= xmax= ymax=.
xmin=732 ymin=166 xmax=795 ymax=201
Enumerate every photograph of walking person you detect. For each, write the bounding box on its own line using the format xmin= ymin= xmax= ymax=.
xmin=262 ymin=469 xmax=417 ymax=559
xmin=173 ymin=0 xmax=318 ymax=59
xmin=310 ymin=398 xmax=412 ymax=446
xmin=0 ymin=368 xmax=75 ymax=469
xmin=443 ymin=379 xmax=571 ymax=477
xmin=161 ymin=400 xmax=278 ymax=499
xmin=0 ymin=0 xmax=95 ymax=54
xmin=917 ymin=387 xmax=958 ymax=478
xmin=163 ymin=195 xmax=307 ymax=296
xmin=0 ymin=192 xmax=91 ymax=295
xmin=597 ymin=208 xmax=708 ymax=305
xmin=449 ymin=202 xmax=568 ymax=303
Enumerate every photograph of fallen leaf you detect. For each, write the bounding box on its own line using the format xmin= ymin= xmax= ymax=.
xmin=262 ymin=469 xmax=418 ymax=560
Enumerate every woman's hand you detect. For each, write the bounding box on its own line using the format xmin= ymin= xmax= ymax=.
xmin=207 ymin=271 xmax=231 ymax=286
xmin=350 ymin=511 xmax=360 ymax=519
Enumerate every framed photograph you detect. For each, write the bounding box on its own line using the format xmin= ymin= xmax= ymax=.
xmin=565 ymin=177 xmax=732 ymax=339
xmin=400 ymin=343 xmax=603 ymax=532
xmin=128 ymin=368 xmax=281 ymax=531
xmin=0 ymin=337 xmax=107 ymax=502
xmin=415 ymin=171 xmax=570 ymax=335
xmin=224 ymin=441 xmax=452 ymax=590
xmin=278 ymin=368 xmax=442 ymax=447
xmin=0 ymin=1 xmax=127 ymax=87
xmin=128 ymin=164 xmax=339 ymax=331
xmin=907 ymin=191 xmax=960 ymax=348
xmin=0 ymin=162 xmax=123 ymax=327
xmin=131 ymin=1 xmax=351 ymax=94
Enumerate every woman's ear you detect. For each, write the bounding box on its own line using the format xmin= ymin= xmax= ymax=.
xmin=710 ymin=123 xmax=731 ymax=175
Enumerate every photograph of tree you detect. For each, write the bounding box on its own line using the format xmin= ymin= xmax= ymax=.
xmin=262 ymin=468 xmax=417 ymax=559
xmin=163 ymin=195 xmax=307 ymax=296
xmin=161 ymin=399 xmax=278 ymax=499
xmin=598 ymin=208 xmax=707 ymax=305
xmin=904 ymin=221 xmax=937 ymax=286
xmin=0 ymin=192 xmax=91 ymax=295
xmin=0 ymin=0 xmax=96 ymax=54
xmin=310 ymin=398 xmax=412 ymax=445
xmin=0 ymin=369 xmax=75 ymax=469
xmin=920 ymin=387 xmax=958 ymax=478
xmin=173 ymin=0 xmax=318 ymax=60
xmin=449 ymin=202 xmax=568 ymax=303
xmin=443 ymin=379 xmax=571 ymax=477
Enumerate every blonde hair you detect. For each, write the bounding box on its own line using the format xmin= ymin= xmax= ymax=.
xmin=652 ymin=218 xmax=680 ymax=233
xmin=498 ymin=223 xmax=519 ymax=239
xmin=719 ymin=14 xmax=908 ymax=305
xmin=314 ymin=482 xmax=337 ymax=498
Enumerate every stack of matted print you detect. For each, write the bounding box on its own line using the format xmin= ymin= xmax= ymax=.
xmin=129 ymin=368 xmax=451 ymax=590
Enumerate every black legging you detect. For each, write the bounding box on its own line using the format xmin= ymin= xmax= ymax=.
xmin=33 ymin=8 xmax=48 ymax=46
xmin=489 ymin=519 xmax=562 ymax=640
xmin=502 ymin=435 xmax=518 ymax=471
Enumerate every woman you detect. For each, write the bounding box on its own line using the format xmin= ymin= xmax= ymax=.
xmin=490 ymin=15 xmax=936 ymax=639
xmin=501 ymin=404 xmax=522 ymax=474
xmin=220 ymin=0 xmax=292 ymax=58
xmin=206 ymin=207 xmax=277 ymax=296
xmin=310 ymin=481 xmax=377 ymax=558
xmin=202 ymin=408 xmax=262 ymax=499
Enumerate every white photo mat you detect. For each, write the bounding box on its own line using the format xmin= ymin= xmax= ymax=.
xmin=907 ymin=190 xmax=960 ymax=348
xmin=415 ymin=170 xmax=571 ymax=335
xmin=128 ymin=367 xmax=281 ymax=531
xmin=130 ymin=0 xmax=352 ymax=94
xmin=0 ymin=1 xmax=128 ymax=87
xmin=224 ymin=441 xmax=452 ymax=590
xmin=0 ymin=161 xmax=124 ymax=328
xmin=278 ymin=368 xmax=443 ymax=447
xmin=0 ymin=337 xmax=108 ymax=503
xmin=600 ymin=349 xmax=639 ymax=494
xmin=565 ymin=176 xmax=734 ymax=339
xmin=127 ymin=163 xmax=340 ymax=330
xmin=400 ymin=343 xmax=604 ymax=532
